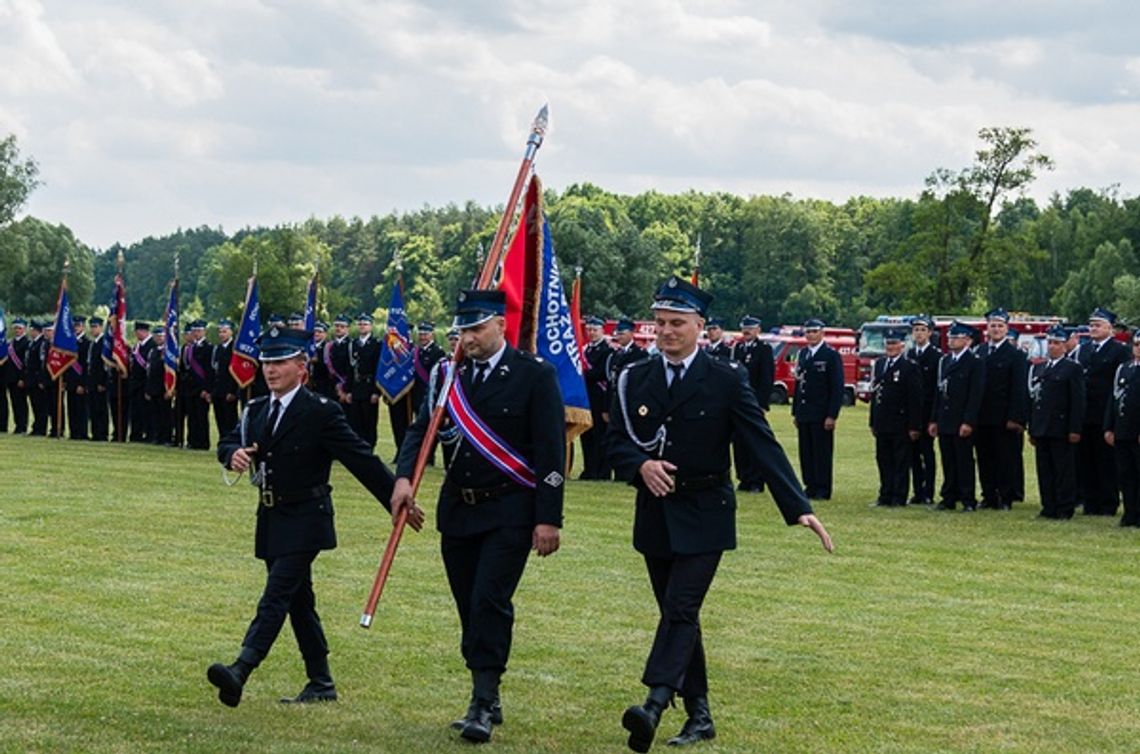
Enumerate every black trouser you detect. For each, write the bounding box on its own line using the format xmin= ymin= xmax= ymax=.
xmin=975 ymin=424 xmax=1020 ymax=506
xmin=642 ymin=552 xmax=722 ymax=697
xmin=213 ymin=397 xmax=238 ymax=441
xmin=875 ymin=432 xmax=911 ymax=506
xmin=0 ymin=381 xmax=7 ymax=431
xmin=109 ymin=381 xmax=127 ymax=441
xmin=129 ymin=389 xmax=148 ymax=441
xmin=66 ymin=388 xmax=88 ymax=440
xmin=388 ymin=395 xmax=412 ymax=456
xmin=241 ymin=550 xmax=328 ymax=663
xmin=7 ymin=382 xmax=28 ymax=433
xmin=88 ymin=386 xmax=109 ymax=440
xmin=441 ymin=526 xmax=532 ymax=678
xmin=1079 ymin=425 xmax=1119 ymax=514
xmin=349 ymin=397 xmax=378 ymax=448
xmin=580 ymin=405 xmax=611 ymax=479
xmin=1115 ymin=441 xmax=1140 ymax=526
xmin=1011 ymin=432 xmax=1025 ymax=501
xmin=186 ymin=394 xmax=210 ymax=449
xmin=910 ymin=432 xmax=936 ymax=501
xmin=149 ymin=396 xmax=171 ymax=445
xmin=797 ymin=421 xmax=834 ymax=498
xmin=938 ymin=434 xmax=976 ymax=506
xmin=29 ymin=383 xmax=49 ymax=435
xmin=1035 ymin=437 xmax=1077 ymax=519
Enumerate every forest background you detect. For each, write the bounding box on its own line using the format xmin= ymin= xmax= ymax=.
xmin=3 ymin=126 xmax=1140 ymax=330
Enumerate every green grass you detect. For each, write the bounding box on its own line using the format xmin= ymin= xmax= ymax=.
xmin=4 ymin=404 xmax=1140 ymax=753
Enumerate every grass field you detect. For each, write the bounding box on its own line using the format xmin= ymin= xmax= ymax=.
xmin=4 ymin=403 xmax=1140 ymax=754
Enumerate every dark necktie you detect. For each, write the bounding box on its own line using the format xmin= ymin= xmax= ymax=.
xmin=265 ymin=398 xmax=282 ymax=441
xmin=471 ymin=362 xmax=488 ymax=395
xmin=667 ymin=363 xmax=684 ymax=398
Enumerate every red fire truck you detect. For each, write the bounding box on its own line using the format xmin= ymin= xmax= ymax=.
xmin=762 ymin=327 xmax=860 ymax=407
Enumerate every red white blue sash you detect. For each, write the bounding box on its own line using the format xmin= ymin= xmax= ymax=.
xmin=445 ymin=372 xmax=536 ymax=489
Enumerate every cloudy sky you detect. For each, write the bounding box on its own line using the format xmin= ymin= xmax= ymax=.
xmin=4 ymin=0 xmax=1139 ymax=249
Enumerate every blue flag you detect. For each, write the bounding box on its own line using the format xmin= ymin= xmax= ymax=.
xmin=303 ymin=274 xmax=318 ymax=358
xmin=535 ymin=211 xmax=592 ymax=441
xmin=47 ymin=281 xmax=79 ymax=380
xmin=230 ymin=277 xmax=260 ymax=389
xmin=163 ymin=281 xmax=179 ymax=394
xmin=375 ymin=276 xmax=414 ymax=403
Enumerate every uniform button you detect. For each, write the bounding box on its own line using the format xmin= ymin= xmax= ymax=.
xmin=666 ymin=417 xmax=672 ymax=423
xmin=667 ymin=441 xmax=673 ymax=447
xmin=266 ymin=452 xmax=273 ymax=458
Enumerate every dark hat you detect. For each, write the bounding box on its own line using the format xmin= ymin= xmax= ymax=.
xmin=614 ymin=319 xmax=635 ymax=333
xmin=1008 ymin=327 xmax=1020 ymax=338
xmin=333 ymin=313 xmax=350 ymax=325
xmin=11 ymin=316 xmax=27 ymax=326
xmin=947 ymin=321 xmax=976 ymax=338
xmin=356 ymin=313 xmax=374 ymax=324
xmin=287 ymin=312 xmax=304 ymax=324
xmin=133 ymin=321 xmax=151 ymax=331
xmin=267 ymin=313 xmax=285 ymax=325
xmin=884 ymin=328 xmax=907 ymax=343
xmin=651 ymin=275 xmax=712 ymax=317
xmin=802 ymin=318 xmax=826 ymax=330
xmin=1046 ymin=325 xmax=1069 ymax=341
xmin=739 ymin=316 xmax=761 ymax=329
xmin=417 ymin=321 xmax=435 ymax=333
xmin=71 ymin=314 xmax=87 ymax=325
xmin=1089 ymin=307 xmax=1117 ymax=325
xmin=313 ymin=321 xmax=328 ymax=333
xmin=29 ymin=320 xmax=44 ymax=330
xmin=1075 ymin=325 xmax=1090 ymax=335
xmin=911 ymin=314 xmax=934 ymax=329
xmin=217 ymin=318 xmax=235 ymax=329
xmin=585 ymin=316 xmax=605 ymax=327
xmin=453 ymin=289 xmax=506 ymax=329
xmin=88 ymin=316 xmax=104 ymax=326
xmin=447 ymin=327 xmax=460 ymax=339
xmin=1132 ymin=328 xmax=1140 ymax=344
xmin=985 ymin=307 xmax=1010 ymax=323
xmin=189 ymin=319 xmax=207 ymax=330
xmin=258 ymin=326 xmax=312 ymax=362
xmin=706 ymin=317 xmax=725 ymax=329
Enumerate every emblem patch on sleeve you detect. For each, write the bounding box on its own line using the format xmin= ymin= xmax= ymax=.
xmin=543 ymin=471 xmax=564 ymax=488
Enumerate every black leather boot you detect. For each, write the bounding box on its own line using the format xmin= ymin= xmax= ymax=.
xmin=450 ymin=693 xmax=503 ymax=730
xmin=621 ymin=685 xmax=673 ymax=753
xmin=280 ymin=655 xmax=338 ymax=703
xmin=458 ymin=670 xmax=501 ymax=743
xmin=666 ymin=695 xmax=716 ymax=746
xmin=207 ymin=648 xmax=262 ymax=708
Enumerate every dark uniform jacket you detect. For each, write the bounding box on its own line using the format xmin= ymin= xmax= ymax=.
xmin=218 ymin=387 xmax=395 ymax=560
xmin=906 ymin=343 xmax=941 ymax=424
xmin=25 ymin=335 xmax=47 ymax=390
xmin=88 ymin=334 xmax=109 ymax=387
xmin=412 ymin=341 xmax=447 ymax=410
xmin=869 ymin=356 xmax=922 ymax=435
xmin=1028 ymin=359 xmax=1085 ymax=439
xmin=326 ymin=337 xmax=352 ymax=394
xmin=791 ymin=342 xmax=844 ymax=423
xmin=63 ymin=334 xmax=90 ymax=391
xmin=4 ymin=334 xmax=28 ymax=385
xmin=1105 ymin=361 xmax=1140 ymax=440
xmin=732 ymin=338 xmax=775 ymax=411
xmin=183 ymin=338 xmax=214 ymax=395
xmin=349 ymin=335 xmax=380 ymax=402
xmin=397 ymin=345 xmax=566 ymax=538
xmin=704 ymin=339 xmax=733 ymax=361
xmin=145 ymin=344 xmax=167 ymax=398
xmin=606 ymin=350 xmax=811 ymax=558
xmin=1078 ymin=338 xmax=1130 ymax=429
xmin=129 ymin=337 xmax=155 ymax=395
xmin=308 ymin=339 xmax=333 ymax=396
xmin=606 ymin=343 xmax=648 ymax=384
xmin=933 ymin=349 xmax=985 ymax=434
xmin=583 ymin=338 xmax=614 ymax=410
xmin=211 ymin=340 xmax=238 ymax=399
xmin=976 ymin=339 xmax=1029 ymax=426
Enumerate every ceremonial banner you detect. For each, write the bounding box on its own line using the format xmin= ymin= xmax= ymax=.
xmin=375 ymin=274 xmax=414 ymax=403
xmin=498 ymin=176 xmax=592 ymax=441
xmin=569 ymin=271 xmax=587 ymax=371
xmin=103 ymin=274 xmax=129 ymax=376
xmin=229 ymin=277 xmax=260 ymax=389
xmin=46 ymin=282 xmax=78 ymax=380
xmin=163 ymin=280 xmax=179 ymax=394
xmin=303 ymin=273 xmax=318 ymax=358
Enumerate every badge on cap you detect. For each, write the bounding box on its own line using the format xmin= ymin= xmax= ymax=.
xmin=667 ymin=278 xmax=677 ymax=288
xmin=458 ymin=291 xmax=467 ymax=302
xmin=269 ymin=325 xmax=280 ymax=337
xmin=638 ymin=405 xmax=648 ymax=416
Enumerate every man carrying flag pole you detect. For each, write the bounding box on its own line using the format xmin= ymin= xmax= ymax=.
xmin=230 ymin=275 xmax=262 ymax=405
xmin=375 ymin=269 xmax=415 ymax=455
xmin=47 ymin=268 xmax=79 ymax=439
xmin=105 ymin=253 xmax=130 ymax=441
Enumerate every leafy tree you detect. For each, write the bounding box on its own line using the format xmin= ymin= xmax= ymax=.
xmin=0 ymin=135 xmax=39 ymax=227
xmin=1052 ymin=239 xmax=1137 ymax=321
xmin=0 ymin=217 xmax=94 ymax=315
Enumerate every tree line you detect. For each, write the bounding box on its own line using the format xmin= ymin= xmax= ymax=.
xmin=3 ymin=128 xmax=1140 ymax=330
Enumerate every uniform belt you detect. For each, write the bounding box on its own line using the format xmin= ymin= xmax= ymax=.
xmin=259 ymin=484 xmax=330 ymax=508
xmin=444 ymin=482 xmax=519 ymax=505
xmin=672 ymin=473 xmax=730 ymax=491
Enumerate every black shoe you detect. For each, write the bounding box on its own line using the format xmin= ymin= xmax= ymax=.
xmin=207 ymin=662 xmax=250 ymax=708
xmin=934 ymin=501 xmax=955 ymax=511
xmin=667 ymin=696 xmax=716 ymax=746
xmin=622 ymin=686 xmax=672 ymax=753
xmin=450 ymin=695 xmax=503 ymax=729
xmin=962 ymin=503 xmax=977 ymax=512
xmin=280 ymin=679 xmax=337 ymax=703
xmin=459 ymin=698 xmax=496 ymax=743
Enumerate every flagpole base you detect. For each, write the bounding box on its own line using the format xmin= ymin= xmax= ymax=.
xmin=359 ymin=613 xmax=373 ymax=629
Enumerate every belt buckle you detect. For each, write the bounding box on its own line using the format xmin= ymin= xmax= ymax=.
xmin=461 ymin=488 xmax=477 ymax=505
xmin=260 ymin=488 xmax=276 ymax=508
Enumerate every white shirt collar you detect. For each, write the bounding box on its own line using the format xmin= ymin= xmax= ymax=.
xmin=269 ymin=382 xmax=304 ymax=424
xmin=474 ymin=340 xmax=508 ymax=372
